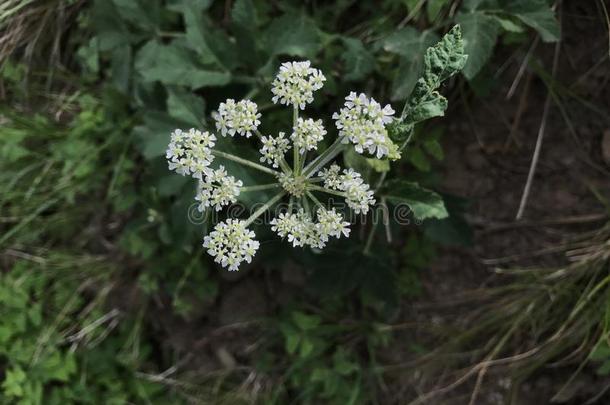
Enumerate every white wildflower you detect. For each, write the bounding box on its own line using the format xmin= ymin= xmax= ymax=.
xmin=270 ymin=210 xmax=321 ymax=248
xmin=332 ymin=92 xmax=396 ymax=159
xmin=315 ymin=208 xmax=350 ymax=242
xmin=166 ymin=128 xmax=216 ymax=180
xmin=259 ymin=132 xmax=291 ymax=168
xmin=271 ymin=61 xmax=326 ymax=110
xmin=213 ymin=99 xmax=261 ymax=138
xmin=318 ymin=164 xmax=341 ymax=189
xmin=195 ymin=166 xmax=243 ymax=212
xmin=202 ymin=219 xmax=260 ymax=271
xmin=291 ymin=117 xmax=326 ymax=153
xmin=321 ymin=167 xmax=375 ymax=214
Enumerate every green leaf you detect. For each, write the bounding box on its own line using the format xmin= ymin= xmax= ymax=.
xmin=264 ymin=12 xmax=320 ymax=58
xmin=401 ymin=25 xmax=466 ymax=123
xmin=133 ymin=111 xmax=183 ymax=159
xmin=181 ymin=3 xmax=222 ymax=65
xmin=455 ymin=12 xmax=499 ymax=79
xmin=408 ymin=147 xmax=431 ymax=171
xmin=135 ymin=40 xmax=230 ymax=89
xmin=91 ymin=0 xmax=133 ymax=51
xmin=423 ymin=195 xmax=473 ymax=246
xmin=292 ymin=311 xmax=321 ymax=331
xmin=381 ymin=28 xmax=439 ymax=100
xmin=167 ymin=88 xmax=205 ymax=127
xmin=232 ymin=0 xmax=257 ymax=27
xmin=341 ymin=38 xmax=375 ymax=81
xmin=2 ymin=367 xmax=26 ymax=397
xmin=382 ymin=180 xmax=448 ymax=219
xmin=426 ymin=0 xmax=449 ymax=22
xmin=504 ymin=0 xmax=560 ymax=42
xmin=492 ymin=15 xmax=525 ymax=33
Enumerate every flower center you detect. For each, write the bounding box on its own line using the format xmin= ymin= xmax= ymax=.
xmin=278 ymin=173 xmax=307 ymax=197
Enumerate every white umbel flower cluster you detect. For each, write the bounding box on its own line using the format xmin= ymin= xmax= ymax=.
xmin=271 ymin=61 xmax=326 ymax=110
xmin=166 ymin=59 xmax=394 ymax=272
xmin=270 ymin=207 xmax=350 ymax=249
xmin=166 ymin=129 xmax=216 ymax=180
xmin=195 ymin=166 xmax=243 ymax=212
xmin=203 ymin=219 xmax=260 ymax=271
xmin=319 ymin=166 xmax=376 ymax=214
xmin=213 ymin=99 xmax=261 ymax=138
xmin=291 ymin=118 xmax=326 ymax=153
xmin=259 ymin=132 xmax=291 ymax=168
xmin=333 ymin=92 xmax=396 ymax=159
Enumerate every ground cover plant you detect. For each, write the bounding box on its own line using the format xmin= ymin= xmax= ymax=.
xmin=3 ymin=0 xmax=610 ymax=404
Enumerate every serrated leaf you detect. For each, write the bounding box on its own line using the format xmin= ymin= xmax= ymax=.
xmin=341 ymin=37 xmax=375 ymax=81
xmin=382 ymin=180 xmax=448 ymax=219
xmin=401 ymin=25 xmax=466 ymax=123
xmin=456 ymin=12 xmax=499 ymax=79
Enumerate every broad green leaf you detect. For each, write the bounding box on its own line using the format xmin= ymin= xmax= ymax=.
xmin=341 ymin=38 xmax=375 ymax=81
xmin=112 ymin=0 xmax=162 ymax=32
xmin=167 ymin=88 xmax=205 ymax=127
xmin=381 ymin=27 xmax=439 ymax=100
xmin=91 ymin=0 xmax=133 ymax=51
xmin=230 ymin=0 xmax=260 ymax=67
xmin=133 ymin=111 xmax=183 ymax=159
xmin=232 ymin=0 xmax=257 ymax=27
xmin=382 ymin=180 xmax=448 ymax=219
xmin=135 ymin=40 xmax=230 ymax=89
xmin=264 ymin=12 xmax=320 ymax=57
xmin=455 ymin=12 xmax=499 ymax=79
xmin=492 ymin=15 xmax=525 ymax=33
xmin=426 ymin=0 xmax=449 ymax=22
xmin=504 ymin=0 xmax=560 ymax=42
xmin=180 ymin=1 xmax=223 ymax=65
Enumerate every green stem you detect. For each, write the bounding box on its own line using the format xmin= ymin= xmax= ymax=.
xmin=308 ymin=184 xmax=347 ymax=198
xmin=212 ymin=150 xmax=279 ymax=176
xmin=363 ymin=215 xmax=378 ymax=255
xmin=302 ymin=194 xmax=310 ymax=214
xmin=293 ymin=107 xmax=299 ymax=174
xmin=244 ymin=191 xmax=286 ymax=227
xmin=303 ymin=138 xmax=346 ymax=178
xmin=240 ymin=183 xmax=281 ymax=192
xmin=306 ymin=191 xmax=325 ymax=210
